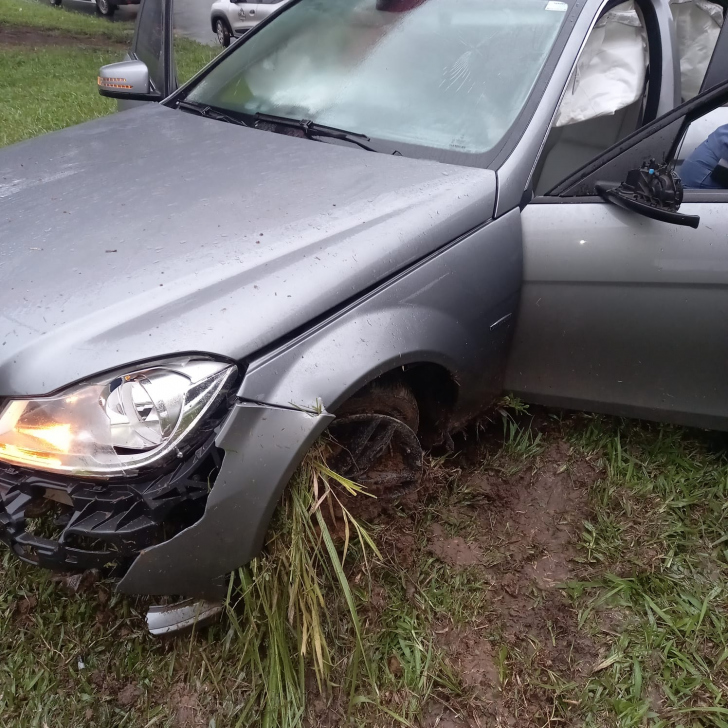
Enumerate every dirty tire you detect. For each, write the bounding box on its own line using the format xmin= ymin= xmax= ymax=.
xmin=95 ymin=0 xmax=116 ymax=16
xmin=215 ymin=18 xmax=231 ymax=47
xmin=329 ymin=383 xmax=423 ymax=497
xmin=335 ymin=383 xmax=420 ymax=433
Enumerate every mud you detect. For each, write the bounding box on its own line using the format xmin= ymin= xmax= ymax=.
xmin=359 ymin=421 xmax=605 ymax=728
xmin=167 ymin=684 xmax=206 ymax=728
xmin=427 ymin=522 xmax=486 ymax=567
xmin=431 ymin=440 xmax=602 ymax=724
xmin=0 ymin=26 xmax=127 ymax=48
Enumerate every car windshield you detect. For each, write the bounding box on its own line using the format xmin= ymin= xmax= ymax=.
xmin=185 ymin=0 xmax=573 ymax=163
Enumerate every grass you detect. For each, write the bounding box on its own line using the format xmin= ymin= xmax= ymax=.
xmin=0 ymin=0 xmax=218 ymax=147
xmin=0 ymin=0 xmax=133 ymax=42
xmin=2 ymin=2 xmax=728 ymax=724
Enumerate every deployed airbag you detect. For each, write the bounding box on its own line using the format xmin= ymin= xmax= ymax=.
xmin=671 ymin=0 xmax=724 ymax=101
xmin=555 ymin=2 xmax=647 ymax=127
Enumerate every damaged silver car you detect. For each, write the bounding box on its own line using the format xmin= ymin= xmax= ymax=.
xmin=2 ymin=0 xmax=728 ymax=632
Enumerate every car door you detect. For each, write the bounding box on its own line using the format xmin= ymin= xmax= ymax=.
xmin=98 ymin=0 xmax=176 ymax=109
xmin=505 ymin=79 xmax=728 ymax=430
xmin=253 ymin=0 xmax=286 ymax=23
xmin=130 ymin=0 xmax=176 ymax=98
xmin=236 ymin=0 xmax=260 ymax=30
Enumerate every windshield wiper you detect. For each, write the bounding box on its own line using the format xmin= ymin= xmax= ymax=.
xmin=254 ymin=113 xmax=378 ymax=153
xmin=177 ymin=100 xmax=248 ymax=127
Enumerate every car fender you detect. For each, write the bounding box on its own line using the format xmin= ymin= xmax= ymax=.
xmin=118 ymin=210 xmax=523 ymax=598
xmin=210 ymin=11 xmax=231 ymax=32
xmin=239 ymin=208 xmax=523 ymax=418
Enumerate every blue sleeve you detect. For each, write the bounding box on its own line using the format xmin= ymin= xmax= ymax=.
xmin=682 ymin=124 xmax=728 ymax=189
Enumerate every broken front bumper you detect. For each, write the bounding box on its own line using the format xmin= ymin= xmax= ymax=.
xmin=0 ymin=402 xmax=333 ymax=601
xmin=0 ymin=433 xmax=223 ymax=576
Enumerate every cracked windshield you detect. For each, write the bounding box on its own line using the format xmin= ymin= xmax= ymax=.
xmin=187 ymin=0 xmax=571 ymax=157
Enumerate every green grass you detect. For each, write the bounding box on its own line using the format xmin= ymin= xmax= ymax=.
xmin=0 ymin=0 xmax=133 ymax=42
xmin=0 ymin=0 xmax=218 ymax=147
xmin=0 ymin=46 xmax=119 ymax=147
xmin=565 ymin=419 xmax=728 ymax=727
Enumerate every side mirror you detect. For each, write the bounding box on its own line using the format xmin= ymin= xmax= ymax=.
xmin=98 ymin=60 xmax=161 ymax=102
xmin=596 ymin=163 xmax=700 ymax=229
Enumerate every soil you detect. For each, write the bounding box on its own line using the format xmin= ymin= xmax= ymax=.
xmin=116 ymin=683 xmax=143 ymax=707
xmin=0 ymin=26 xmax=127 ymax=49
xmin=356 ymin=414 xmax=607 ymax=728
xmin=167 ymin=684 xmax=207 ymax=728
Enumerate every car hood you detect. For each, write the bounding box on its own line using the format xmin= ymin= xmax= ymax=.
xmin=0 ymin=104 xmax=496 ymax=396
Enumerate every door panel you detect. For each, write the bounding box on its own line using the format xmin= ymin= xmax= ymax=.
xmin=254 ymin=1 xmax=276 ymax=22
xmin=131 ymin=0 xmax=175 ymax=97
xmin=243 ymin=2 xmax=260 ymax=27
xmin=505 ymin=200 xmax=728 ymax=429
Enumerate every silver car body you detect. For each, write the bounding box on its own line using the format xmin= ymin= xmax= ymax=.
xmin=1 ymin=0 xmax=728 ymax=601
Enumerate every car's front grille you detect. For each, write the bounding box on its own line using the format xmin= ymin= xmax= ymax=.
xmin=0 ymin=434 xmax=224 ymax=575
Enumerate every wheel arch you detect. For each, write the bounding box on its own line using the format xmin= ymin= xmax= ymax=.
xmin=210 ymin=13 xmax=231 ymax=33
xmin=238 ymin=302 xmax=473 ymax=435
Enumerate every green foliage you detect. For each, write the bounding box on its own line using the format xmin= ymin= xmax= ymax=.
xmin=0 ymin=0 xmax=219 ymax=148
xmin=0 ymin=0 xmax=133 ymax=42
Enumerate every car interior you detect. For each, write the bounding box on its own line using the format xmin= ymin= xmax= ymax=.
xmin=534 ymin=0 xmax=726 ymax=195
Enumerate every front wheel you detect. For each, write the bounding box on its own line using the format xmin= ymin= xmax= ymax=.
xmin=215 ymin=18 xmax=231 ymax=47
xmin=50 ymin=0 xmax=62 ymax=7
xmin=328 ymin=382 xmax=423 ymax=497
xmin=95 ymin=0 xmax=116 ymax=17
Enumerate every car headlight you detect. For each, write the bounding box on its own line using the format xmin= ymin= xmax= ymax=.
xmin=0 ymin=357 xmax=236 ymax=478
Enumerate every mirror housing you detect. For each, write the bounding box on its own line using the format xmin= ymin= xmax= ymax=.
xmin=98 ymin=60 xmax=161 ymax=102
xmin=596 ymin=162 xmax=700 ymax=229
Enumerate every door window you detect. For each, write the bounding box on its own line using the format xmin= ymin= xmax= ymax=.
xmin=675 ymin=106 xmax=728 ymax=189
xmin=670 ymin=0 xmax=725 ymax=101
xmin=133 ymin=0 xmax=166 ymax=93
xmin=534 ymin=1 xmax=652 ymax=194
xmin=675 ymin=104 xmax=728 ymax=168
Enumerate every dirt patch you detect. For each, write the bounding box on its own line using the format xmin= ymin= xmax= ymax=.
xmin=116 ymin=683 xmax=142 ymax=707
xmin=0 ymin=26 xmax=127 ymax=49
xmin=168 ymin=684 xmax=206 ymax=728
xmin=437 ymin=627 xmax=499 ymax=695
xmin=423 ymin=437 xmax=604 ymax=725
xmin=419 ymin=705 xmax=469 ymax=728
xmin=427 ymin=522 xmax=485 ymax=567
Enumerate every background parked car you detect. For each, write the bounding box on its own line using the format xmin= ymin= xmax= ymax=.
xmin=210 ymin=0 xmax=290 ymax=46
xmin=50 ymin=0 xmax=139 ymax=17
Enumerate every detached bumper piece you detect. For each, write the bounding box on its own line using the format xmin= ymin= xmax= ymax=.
xmin=146 ymin=599 xmax=224 ymax=635
xmin=0 ymin=435 xmax=223 ymax=575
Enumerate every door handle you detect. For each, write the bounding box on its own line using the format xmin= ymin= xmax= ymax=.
xmin=249 ymin=8 xmax=255 ymax=13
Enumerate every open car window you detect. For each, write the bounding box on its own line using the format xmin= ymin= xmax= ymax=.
xmin=671 ymin=0 xmax=725 ymax=102
xmin=543 ymin=78 xmax=728 ymax=198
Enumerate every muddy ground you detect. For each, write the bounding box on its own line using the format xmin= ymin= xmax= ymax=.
xmin=0 ymin=25 xmax=127 ymax=47
xmin=324 ymin=413 xmax=609 ymax=727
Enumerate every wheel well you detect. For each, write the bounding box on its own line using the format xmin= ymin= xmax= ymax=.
xmin=343 ymin=364 xmax=458 ymax=448
xmin=211 ymin=14 xmax=231 ymax=33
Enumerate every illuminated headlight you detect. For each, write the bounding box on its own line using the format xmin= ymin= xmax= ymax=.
xmin=0 ymin=357 xmax=236 ymax=478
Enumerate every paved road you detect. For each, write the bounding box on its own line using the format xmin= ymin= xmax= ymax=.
xmin=174 ymin=0 xmax=217 ymax=45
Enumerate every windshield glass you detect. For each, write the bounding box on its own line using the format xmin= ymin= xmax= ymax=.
xmin=186 ymin=0 xmax=573 ymax=162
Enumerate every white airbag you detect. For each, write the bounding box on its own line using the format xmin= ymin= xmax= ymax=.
xmin=671 ymin=0 xmax=724 ymax=101
xmin=555 ymin=2 xmax=647 ymax=127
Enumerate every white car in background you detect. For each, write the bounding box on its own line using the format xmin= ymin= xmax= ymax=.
xmin=210 ymin=0 xmax=291 ymax=46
